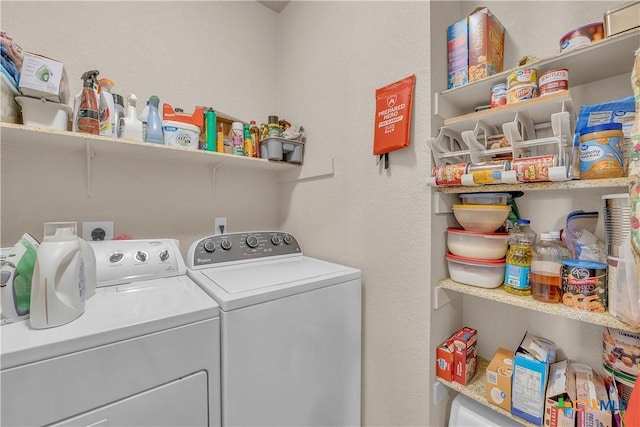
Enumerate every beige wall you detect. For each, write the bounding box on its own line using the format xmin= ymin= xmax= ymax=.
xmin=276 ymin=2 xmax=432 ymax=425
xmin=1 ymin=1 xmax=633 ymax=427
xmin=1 ymin=1 xmax=282 ymax=253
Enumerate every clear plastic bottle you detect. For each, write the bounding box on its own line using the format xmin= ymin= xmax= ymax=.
xmin=531 ymin=233 xmax=564 ymax=303
xmin=144 ymin=95 xmax=164 ymax=144
xmin=504 ymin=219 xmax=537 ymax=296
xmin=139 ymin=100 xmax=149 ymax=141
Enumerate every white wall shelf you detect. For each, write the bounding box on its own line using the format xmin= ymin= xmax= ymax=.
xmin=0 ymin=122 xmax=299 ymax=171
xmin=434 ymin=29 xmax=640 ymax=119
xmin=437 ymin=279 xmax=640 ymax=334
xmin=435 ymin=176 xmax=634 ymax=194
xmin=435 ymin=357 xmax=537 ymax=427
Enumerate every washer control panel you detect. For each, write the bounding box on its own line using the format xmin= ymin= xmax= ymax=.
xmin=89 ymin=239 xmax=185 ymax=287
xmin=189 ymin=231 xmax=301 ymax=267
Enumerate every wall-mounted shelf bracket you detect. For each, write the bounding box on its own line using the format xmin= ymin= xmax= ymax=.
xmin=85 ymin=139 xmax=95 ymax=197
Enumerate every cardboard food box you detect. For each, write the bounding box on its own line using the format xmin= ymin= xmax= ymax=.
xmin=453 ymin=327 xmax=478 ymax=386
xmin=468 ymin=7 xmax=505 ymax=83
xmin=511 ymin=332 xmax=557 ymax=425
xmin=486 ymin=347 xmax=514 ymax=412
xmin=447 ymin=17 xmax=468 ymax=89
xmin=574 ymin=366 xmax=612 ymax=427
xmin=18 ymin=51 xmax=69 ymax=104
xmin=544 ymin=360 xmax=577 ymax=427
xmin=436 ymin=335 xmax=456 ymax=382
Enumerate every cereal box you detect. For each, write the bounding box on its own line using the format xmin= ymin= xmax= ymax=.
xmin=468 ymin=7 xmax=505 ymax=83
xmin=453 ymin=327 xmax=478 ymax=386
xmin=447 ymin=17 xmax=468 ymax=89
xmin=436 ymin=335 xmax=456 ymax=382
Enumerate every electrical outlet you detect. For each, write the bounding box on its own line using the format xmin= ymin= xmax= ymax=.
xmin=82 ymin=221 xmax=114 ymax=241
xmin=214 ymin=217 xmax=227 ymax=235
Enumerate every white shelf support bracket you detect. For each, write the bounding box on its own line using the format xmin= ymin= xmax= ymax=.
xmin=432 ymin=382 xmax=451 ymax=406
xmin=85 ymin=139 xmax=94 ymax=197
xmin=433 ymin=285 xmax=460 ymax=310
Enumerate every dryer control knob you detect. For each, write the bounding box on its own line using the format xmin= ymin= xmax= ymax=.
xmin=271 ymin=235 xmax=282 ymax=245
xmin=159 ymin=250 xmax=170 ymax=261
xmin=221 ymin=239 xmax=232 ymax=250
xmin=135 ymin=251 xmax=148 ymax=262
xmin=109 ymin=251 xmax=124 ymax=263
xmin=246 ymin=235 xmax=259 ymax=248
xmin=283 ymin=234 xmax=293 ymax=245
xmin=203 ymin=240 xmax=216 ymax=253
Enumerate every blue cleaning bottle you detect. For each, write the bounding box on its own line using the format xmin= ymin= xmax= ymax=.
xmin=144 ymin=95 xmax=164 ymax=144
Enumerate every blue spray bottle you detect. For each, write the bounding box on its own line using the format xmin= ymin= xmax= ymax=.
xmin=145 ymin=95 xmax=164 ymax=144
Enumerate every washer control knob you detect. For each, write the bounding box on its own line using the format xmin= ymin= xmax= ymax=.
xmin=203 ymin=240 xmax=216 ymax=253
xmin=246 ymin=235 xmax=259 ymax=248
xmin=159 ymin=249 xmax=170 ymax=262
xmin=221 ymin=239 xmax=232 ymax=250
xmin=283 ymin=234 xmax=293 ymax=245
xmin=109 ymin=251 xmax=124 ymax=263
xmin=271 ymin=235 xmax=282 ymax=245
xmin=135 ymin=251 xmax=148 ymax=262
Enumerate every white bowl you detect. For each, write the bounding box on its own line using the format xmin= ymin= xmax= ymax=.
xmin=447 ymin=228 xmax=509 ymax=260
xmin=16 ymin=96 xmax=72 ymax=131
xmin=452 ymin=204 xmax=511 ymax=233
xmin=446 ymin=253 xmax=506 ymax=288
xmin=459 ymin=192 xmax=510 ymax=205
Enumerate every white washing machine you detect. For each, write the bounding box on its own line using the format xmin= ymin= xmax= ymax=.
xmin=187 ymin=231 xmax=361 ymax=427
xmin=1 ymin=239 xmax=221 ymax=427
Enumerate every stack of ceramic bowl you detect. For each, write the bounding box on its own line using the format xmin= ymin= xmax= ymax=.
xmin=446 ymin=193 xmax=511 ymax=288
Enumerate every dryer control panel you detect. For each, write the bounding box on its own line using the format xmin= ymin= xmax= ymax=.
xmin=188 ymin=231 xmax=301 ymax=267
xmin=89 ymin=239 xmax=186 ymax=287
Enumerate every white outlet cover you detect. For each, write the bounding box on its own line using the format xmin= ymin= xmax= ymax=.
xmin=82 ymin=221 xmax=114 ymax=241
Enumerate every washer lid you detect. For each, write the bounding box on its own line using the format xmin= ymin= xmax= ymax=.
xmin=1 ymin=275 xmax=219 ymax=369
xmin=188 ymin=256 xmax=361 ymax=311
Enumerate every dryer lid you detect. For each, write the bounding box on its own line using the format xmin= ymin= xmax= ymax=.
xmin=189 ymin=256 xmax=361 ymax=311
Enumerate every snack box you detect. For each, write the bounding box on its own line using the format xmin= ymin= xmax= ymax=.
xmin=544 ymin=360 xmax=577 ymax=427
xmin=468 ymin=7 xmax=505 ymax=83
xmin=18 ymin=51 xmax=69 ymax=104
xmin=574 ymin=365 xmax=612 ymax=427
xmin=485 ymin=347 xmax=514 ymax=412
xmin=453 ymin=327 xmax=478 ymax=386
xmin=511 ymin=332 xmax=557 ymax=425
xmin=447 ymin=17 xmax=468 ymax=89
xmin=436 ymin=335 xmax=456 ymax=382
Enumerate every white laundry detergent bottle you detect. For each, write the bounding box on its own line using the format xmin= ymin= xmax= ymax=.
xmin=30 ymin=222 xmax=94 ymax=329
xmin=0 ymin=233 xmax=39 ymax=324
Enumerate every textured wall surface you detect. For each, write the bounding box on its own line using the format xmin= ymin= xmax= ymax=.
xmin=1 ymin=1 xmax=281 ymax=252
xmin=277 ymin=2 xmax=432 ymax=425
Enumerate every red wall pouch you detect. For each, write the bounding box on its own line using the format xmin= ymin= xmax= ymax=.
xmin=374 ymin=74 xmax=416 ymax=169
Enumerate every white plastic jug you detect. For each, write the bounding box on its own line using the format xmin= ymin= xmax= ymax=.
xmin=30 ymin=222 xmax=94 ymax=329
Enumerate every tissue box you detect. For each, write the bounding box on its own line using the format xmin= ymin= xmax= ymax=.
xmin=544 ymin=360 xmax=577 ymax=427
xmin=486 ymin=348 xmax=514 ymax=412
xmin=512 ymin=332 xmax=557 ymax=425
xmin=19 ymin=51 xmax=69 ymax=104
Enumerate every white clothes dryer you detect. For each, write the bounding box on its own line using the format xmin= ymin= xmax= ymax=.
xmin=187 ymin=231 xmax=361 ymax=427
xmin=1 ymin=239 xmax=221 ymax=427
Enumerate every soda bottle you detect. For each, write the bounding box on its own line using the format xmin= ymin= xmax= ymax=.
xmin=531 ymin=233 xmax=564 ymax=303
xmin=504 ymin=219 xmax=536 ymax=296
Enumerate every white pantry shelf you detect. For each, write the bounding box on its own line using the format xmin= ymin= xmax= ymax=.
xmin=437 ymin=279 xmax=640 ymax=334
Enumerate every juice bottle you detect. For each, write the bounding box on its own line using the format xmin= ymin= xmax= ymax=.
xmin=504 ymin=219 xmax=536 ymax=296
xmin=531 ymin=233 xmax=564 ymax=303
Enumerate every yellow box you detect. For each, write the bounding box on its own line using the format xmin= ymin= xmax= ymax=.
xmin=485 ymin=347 xmax=514 ymax=412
